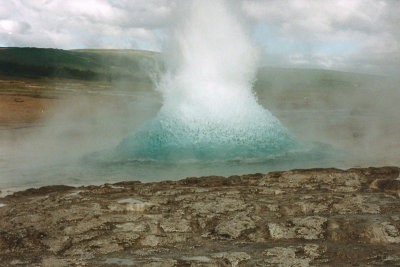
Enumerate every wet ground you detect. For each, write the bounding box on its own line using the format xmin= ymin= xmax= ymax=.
xmin=0 ymin=75 xmax=399 ymax=192
xmin=0 ymin=76 xmax=400 ymax=266
xmin=0 ymin=80 xmax=399 ymax=189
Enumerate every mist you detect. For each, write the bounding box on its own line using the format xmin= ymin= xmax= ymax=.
xmin=1 ymin=0 xmax=400 ymax=190
xmin=0 ymin=84 xmax=161 ymax=188
xmin=254 ymin=68 xmax=400 ymax=168
xmin=113 ymin=0 xmax=297 ymax=161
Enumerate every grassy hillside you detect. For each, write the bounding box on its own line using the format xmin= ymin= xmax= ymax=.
xmin=0 ymin=47 xmax=160 ymax=82
xmin=0 ymin=47 xmax=387 ymax=108
xmin=0 ymin=47 xmax=381 ymax=83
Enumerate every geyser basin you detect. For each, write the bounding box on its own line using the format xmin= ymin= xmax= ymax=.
xmin=73 ymin=0 xmax=343 ymax=188
xmin=114 ymin=0 xmax=300 ymax=161
xmin=116 ymin=107 xmax=297 ymax=161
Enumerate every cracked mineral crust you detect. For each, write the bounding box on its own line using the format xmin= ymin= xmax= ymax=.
xmin=0 ymin=166 xmax=400 ymax=266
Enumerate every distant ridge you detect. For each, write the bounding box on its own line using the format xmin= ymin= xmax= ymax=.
xmin=0 ymin=47 xmax=160 ymax=81
xmin=0 ymin=47 xmax=382 ymax=90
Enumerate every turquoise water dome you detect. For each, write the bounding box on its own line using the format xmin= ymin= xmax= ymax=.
xmin=115 ymin=0 xmax=299 ymax=161
xmin=116 ymin=96 xmax=297 ymax=161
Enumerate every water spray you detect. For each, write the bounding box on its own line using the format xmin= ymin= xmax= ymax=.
xmin=116 ymin=0 xmax=297 ymax=161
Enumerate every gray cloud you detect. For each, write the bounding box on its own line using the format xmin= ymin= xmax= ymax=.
xmin=0 ymin=0 xmax=175 ymax=49
xmin=0 ymin=0 xmax=399 ymax=75
xmin=243 ymin=0 xmax=400 ymax=75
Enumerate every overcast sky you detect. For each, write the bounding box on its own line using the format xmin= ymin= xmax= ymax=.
xmin=0 ymin=0 xmax=399 ymax=75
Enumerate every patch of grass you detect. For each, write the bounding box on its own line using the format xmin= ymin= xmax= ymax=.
xmin=0 ymin=47 xmax=160 ymax=82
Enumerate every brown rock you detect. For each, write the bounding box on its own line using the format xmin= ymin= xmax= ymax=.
xmin=0 ymin=167 xmax=400 ymax=266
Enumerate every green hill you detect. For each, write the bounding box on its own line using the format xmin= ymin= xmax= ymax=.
xmin=0 ymin=47 xmax=160 ymax=82
xmin=0 ymin=47 xmax=386 ymax=105
xmin=0 ymin=47 xmax=381 ymax=85
xmin=0 ymin=47 xmax=393 ymax=116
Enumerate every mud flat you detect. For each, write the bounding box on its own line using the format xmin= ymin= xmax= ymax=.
xmin=0 ymin=167 xmax=399 ymax=266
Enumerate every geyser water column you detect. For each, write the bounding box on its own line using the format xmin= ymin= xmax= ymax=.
xmin=116 ymin=0 xmax=297 ymax=161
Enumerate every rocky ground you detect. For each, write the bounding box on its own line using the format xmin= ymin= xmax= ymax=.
xmin=1 ymin=76 xmax=400 ymax=266
xmin=0 ymin=167 xmax=399 ymax=266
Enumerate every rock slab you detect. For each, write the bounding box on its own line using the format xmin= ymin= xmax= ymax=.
xmin=0 ymin=167 xmax=400 ymax=266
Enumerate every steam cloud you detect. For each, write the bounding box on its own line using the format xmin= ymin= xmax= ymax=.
xmin=116 ymin=0 xmax=296 ymax=161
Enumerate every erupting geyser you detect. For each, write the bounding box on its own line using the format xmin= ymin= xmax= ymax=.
xmin=116 ymin=0 xmax=297 ymax=161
